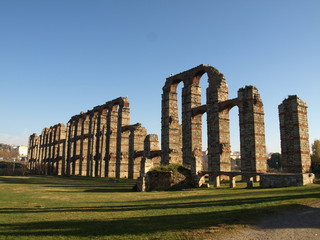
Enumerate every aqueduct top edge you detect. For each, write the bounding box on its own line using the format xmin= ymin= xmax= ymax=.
xmin=163 ymin=64 xmax=226 ymax=91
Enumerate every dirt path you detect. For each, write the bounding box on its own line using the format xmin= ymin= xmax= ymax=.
xmin=219 ymin=201 xmax=320 ymax=240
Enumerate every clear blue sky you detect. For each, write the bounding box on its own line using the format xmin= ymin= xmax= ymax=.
xmin=1 ymin=0 xmax=319 ymax=153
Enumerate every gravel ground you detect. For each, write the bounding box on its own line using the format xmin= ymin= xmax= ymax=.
xmin=219 ymin=201 xmax=320 ymax=240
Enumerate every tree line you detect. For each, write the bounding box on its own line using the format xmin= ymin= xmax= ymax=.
xmin=267 ymin=139 xmax=320 ymax=173
xmin=0 ymin=144 xmax=19 ymax=160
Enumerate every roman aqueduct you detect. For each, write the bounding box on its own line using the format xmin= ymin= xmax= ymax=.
xmin=28 ymin=65 xmax=314 ymax=188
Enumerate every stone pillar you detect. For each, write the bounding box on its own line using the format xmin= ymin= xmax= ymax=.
xmin=238 ymin=86 xmax=267 ymax=173
xmin=35 ymin=137 xmax=40 ymax=170
xmin=73 ymin=119 xmax=82 ymax=175
xmin=91 ymin=114 xmax=98 ymax=177
xmin=118 ymin=129 xmax=130 ymax=178
xmin=58 ymin=124 xmax=66 ymax=175
xmin=51 ymin=128 xmax=56 ymax=174
xmin=229 ymin=176 xmax=236 ymax=188
xmin=44 ymin=129 xmax=50 ymax=175
xmin=93 ymin=112 xmax=102 ymax=177
xmin=106 ymin=106 xmax=118 ymax=177
xmin=246 ymin=177 xmax=254 ymax=188
xmin=86 ymin=113 xmax=94 ymax=177
xmin=40 ymin=131 xmax=45 ymax=174
xmin=207 ymin=74 xmax=231 ymax=172
xmin=100 ymin=126 xmax=106 ymax=177
xmin=214 ymin=175 xmax=221 ymax=188
xmin=132 ymin=126 xmax=147 ymax=179
xmin=28 ymin=133 xmax=39 ymax=172
xmin=50 ymin=128 xmax=54 ymax=174
xmin=99 ymin=108 xmax=107 ymax=177
xmin=279 ymin=95 xmax=311 ymax=173
xmin=71 ymin=121 xmax=78 ymax=175
xmin=65 ymin=122 xmax=72 ymax=176
xmin=141 ymin=134 xmax=161 ymax=176
xmin=51 ymin=127 xmax=57 ymax=175
xmin=182 ymin=83 xmax=202 ymax=169
xmin=81 ymin=116 xmax=90 ymax=176
xmin=116 ymin=98 xmax=131 ymax=178
xmin=45 ymin=129 xmax=50 ymax=174
xmin=161 ymin=84 xmax=182 ymax=165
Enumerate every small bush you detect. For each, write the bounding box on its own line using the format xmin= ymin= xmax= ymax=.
xmin=0 ymin=161 xmax=27 ymax=176
xmin=150 ymin=163 xmax=189 ymax=172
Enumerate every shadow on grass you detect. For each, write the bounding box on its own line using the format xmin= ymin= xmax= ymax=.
xmin=0 ymin=192 xmax=319 ymax=214
xmin=0 ymin=204 xmax=319 ymax=238
xmin=0 ymin=176 xmax=137 ymax=193
xmin=131 ymin=184 xmax=320 ymax=204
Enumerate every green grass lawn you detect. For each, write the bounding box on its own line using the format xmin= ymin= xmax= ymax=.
xmin=0 ymin=176 xmax=319 ymax=240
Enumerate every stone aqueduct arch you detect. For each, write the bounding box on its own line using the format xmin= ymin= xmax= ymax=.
xmin=28 ymin=97 xmax=160 ymax=178
xmin=28 ymin=64 xmax=312 ymax=184
xmin=162 ymin=64 xmax=267 ymax=176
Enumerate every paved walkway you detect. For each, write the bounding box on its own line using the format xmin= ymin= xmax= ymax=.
xmin=219 ymin=201 xmax=320 ymax=240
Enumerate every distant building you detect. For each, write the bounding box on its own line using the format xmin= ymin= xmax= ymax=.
xmin=230 ymin=151 xmax=240 ymax=160
xmin=18 ymin=146 xmax=28 ymax=157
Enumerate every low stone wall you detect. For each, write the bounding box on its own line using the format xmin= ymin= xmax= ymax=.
xmin=260 ymin=173 xmax=315 ymax=188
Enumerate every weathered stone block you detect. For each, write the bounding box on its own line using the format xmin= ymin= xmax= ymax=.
xmin=260 ymin=173 xmax=315 ymax=187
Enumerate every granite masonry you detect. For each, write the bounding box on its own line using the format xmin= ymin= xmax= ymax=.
xmin=28 ymin=65 xmax=314 ymax=188
xmin=28 ymin=97 xmax=160 ymax=178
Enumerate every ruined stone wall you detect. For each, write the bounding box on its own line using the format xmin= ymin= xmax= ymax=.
xmin=27 ymin=124 xmax=66 ymax=175
xmin=161 ymin=65 xmax=270 ymax=177
xmin=162 ymin=65 xmax=233 ymax=175
xmin=28 ymin=97 xmax=160 ymax=179
xmin=27 ymin=133 xmax=39 ymax=170
xmin=28 ymin=64 xmax=312 ymax=184
xmin=161 ymin=82 xmax=182 ymax=165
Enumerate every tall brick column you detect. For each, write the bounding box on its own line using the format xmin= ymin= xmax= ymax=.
xmin=116 ymin=98 xmax=130 ymax=178
xmin=141 ymin=134 xmax=161 ymax=176
xmin=93 ymin=112 xmax=102 ymax=177
xmin=58 ymin=124 xmax=66 ymax=175
xmin=207 ymin=72 xmax=231 ymax=172
xmin=238 ymin=86 xmax=267 ymax=173
xmin=99 ymin=108 xmax=107 ymax=177
xmin=81 ymin=116 xmax=90 ymax=176
xmin=28 ymin=134 xmax=39 ymax=171
xmin=65 ymin=122 xmax=72 ymax=176
xmin=41 ymin=128 xmax=49 ymax=174
xmin=51 ymin=126 xmax=57 ymax=175
xmin=279 ymin=95 xmax=311 ymax=173
xmin=47 ymin=128 xmax=54 ymax=174
xmin=118 ymin=129 xmax=130 ymax=178
xmin=85 ymin=113 xmax=94 ymax=176
xmin=70 ymin=120 xmax=78 ymax=175
xmin=106 ymin=105 xmax=118 ymax=177
xmin=74 ymin=119 xmax=82 ymax=175
xmin=131 ymin=125 xmax=147 ymax=179
xmin=182 ymin=84 xmax=202 ymax=168
xmin=161 ymin=83 xmax=182 ymax=165
xmin=90 ymin=114 xmax=98 ymax=177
